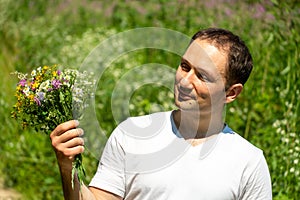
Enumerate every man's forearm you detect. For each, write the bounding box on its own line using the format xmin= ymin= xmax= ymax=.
xmin=59 ymin=165 xmax=81 ymax=200
xmin=59 ymin=165 xmax=97 ymax=200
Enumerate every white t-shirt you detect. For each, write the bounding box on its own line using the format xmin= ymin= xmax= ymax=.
xmin=89 ymin=111 xmax=272 ymax=200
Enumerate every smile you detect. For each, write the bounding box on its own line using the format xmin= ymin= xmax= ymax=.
xmin=177 ymin=87 xmax=195 ymax=101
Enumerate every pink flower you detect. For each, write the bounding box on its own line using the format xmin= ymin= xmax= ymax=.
xmin=52 ymin=79 xmax=62 ymax=89
xmin=34 ymin=97 xmax=41 ymax=106
xmin=19 ymin=79 xmax=27 ymax=86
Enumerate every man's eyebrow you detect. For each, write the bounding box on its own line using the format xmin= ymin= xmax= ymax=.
xmin=181 ymin=57 xmax=188 ymax=63
xmin=181 ymin=58 xmax=193 ymax=67
xmin=181 ymin=57 xmax=213 ymax=77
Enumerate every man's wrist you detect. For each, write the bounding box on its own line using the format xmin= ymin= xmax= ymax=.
xmin=57 ymin=160 xmax=73 ymax=174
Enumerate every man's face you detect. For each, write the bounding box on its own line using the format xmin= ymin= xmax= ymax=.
xmin=174 ymin=39 xmax=228 ymax=114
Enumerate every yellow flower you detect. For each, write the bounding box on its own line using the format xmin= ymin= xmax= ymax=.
xmin=16 ymin=85 xmax=22 ymax=91
xmin=35 ymin=75 xmax=42 ymax=82
xmin=42 ymin=65 xmax=49 ymax=74
xmin=15 ymin=102 xmax=22 ymax=112
xmin=43 ymin=66 xmax=49 ymax=70
xmin=28 ymin=94 xmax=35 ymax=102
xmin=52 ymin=70 xmax=57 ymax=77
xmin=31 ymin=82 xmax=40 ymax=90
xmin=15 ymin=93 xmax=21 ymax=101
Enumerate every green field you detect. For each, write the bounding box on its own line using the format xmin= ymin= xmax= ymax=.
xmin=0 ymin=0 xmax=299 ymax=199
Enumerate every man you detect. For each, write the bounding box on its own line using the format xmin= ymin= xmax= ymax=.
xmin=50 ymin=28 xmax=272 ymax=200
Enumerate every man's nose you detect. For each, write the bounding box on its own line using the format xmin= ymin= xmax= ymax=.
xmin=180 ymin=71 xmax=194 ymax=90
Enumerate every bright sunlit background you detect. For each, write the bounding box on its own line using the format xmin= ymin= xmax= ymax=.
xmin=0 ymin=0 xmax=299 ymax=199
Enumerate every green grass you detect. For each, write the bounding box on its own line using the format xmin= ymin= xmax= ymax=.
xmin=0 ymin=0 xmax=299 ymax=199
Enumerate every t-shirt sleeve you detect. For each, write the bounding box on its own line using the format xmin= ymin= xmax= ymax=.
xmin=89 ymin=128 xmax=125 ymax=198
xmin=239 ymin=152 xmax=272 ymax=200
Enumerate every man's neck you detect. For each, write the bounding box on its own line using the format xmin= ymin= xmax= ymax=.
xmin=172 ymin=109 xmax=224 ymax=140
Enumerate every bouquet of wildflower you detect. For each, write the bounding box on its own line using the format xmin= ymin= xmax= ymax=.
xmin=11 ymin=65 xmax=95 ymax=188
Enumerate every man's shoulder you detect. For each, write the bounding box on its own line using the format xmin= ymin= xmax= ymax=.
xmin=220 ymin=128 xmax=263 ymax=156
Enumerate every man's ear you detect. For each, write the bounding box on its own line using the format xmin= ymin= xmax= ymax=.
xmin=225 ymin=83 xmax=243 ymax=104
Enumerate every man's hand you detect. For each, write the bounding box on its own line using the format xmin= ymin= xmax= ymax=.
xmin=50 ymin=120 xmax=122 ymax=200
xmin=50 ymin=120 xmax=84 ymax=200
xmin=50 ymin=120 xmax=84 ymax=168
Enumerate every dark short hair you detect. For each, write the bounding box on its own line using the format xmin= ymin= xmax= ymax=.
xmin=191 ymin=28 xmax=253 ymax=89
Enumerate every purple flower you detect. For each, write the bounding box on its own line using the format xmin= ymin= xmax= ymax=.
xmin=34 ymin=97 xmax=41 ymax=106
xmin=57 ymin=70 xmax=61 ymax=76
xmin=52 ymin=79 xmax=62 ymax=89
xmin=19 ymin=79 xmax=27 ymax=86
xmin=37 ymin=92 xmax=45 ymax=101
xmin=34 ymin=92 xmax=45 ymax=106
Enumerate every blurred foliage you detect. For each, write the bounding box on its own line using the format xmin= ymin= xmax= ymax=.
xmin=0 ymin=0 xmax=299 ymax=199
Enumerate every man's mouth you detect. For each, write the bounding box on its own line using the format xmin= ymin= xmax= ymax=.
xmin=178 ymin=88 xmax=195 ymax=101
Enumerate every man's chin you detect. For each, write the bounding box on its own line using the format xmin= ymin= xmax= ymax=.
xmin=174 ymin=100 xmax=200 ymax=112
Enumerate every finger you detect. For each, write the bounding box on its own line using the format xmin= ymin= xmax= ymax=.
xmin=55 ymin=137 xmax=84 ymax=157
xmin=59 ymin=128 xmax=84 ymax=143
xmin=63 ymin=137 xmax=85 ymax=149
xmin=50 ymin=120 xmax=79 ymax=137
xmin=61 ymin=145 xmax=85 ymax=158
xmin=51 ymin=128 xmax=84 ymax=149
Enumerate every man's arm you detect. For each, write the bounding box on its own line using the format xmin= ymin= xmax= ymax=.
xmin=50 ymin=120 xmax=122 ymax=200
xmin=240 ymin=153 xmax=272 ymax=200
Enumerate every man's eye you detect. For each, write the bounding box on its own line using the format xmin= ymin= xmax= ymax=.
xmin=181 ymin=63 xmax=190 ymax=71
xmin=196 ymin=72 xmax=210 ymax=82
